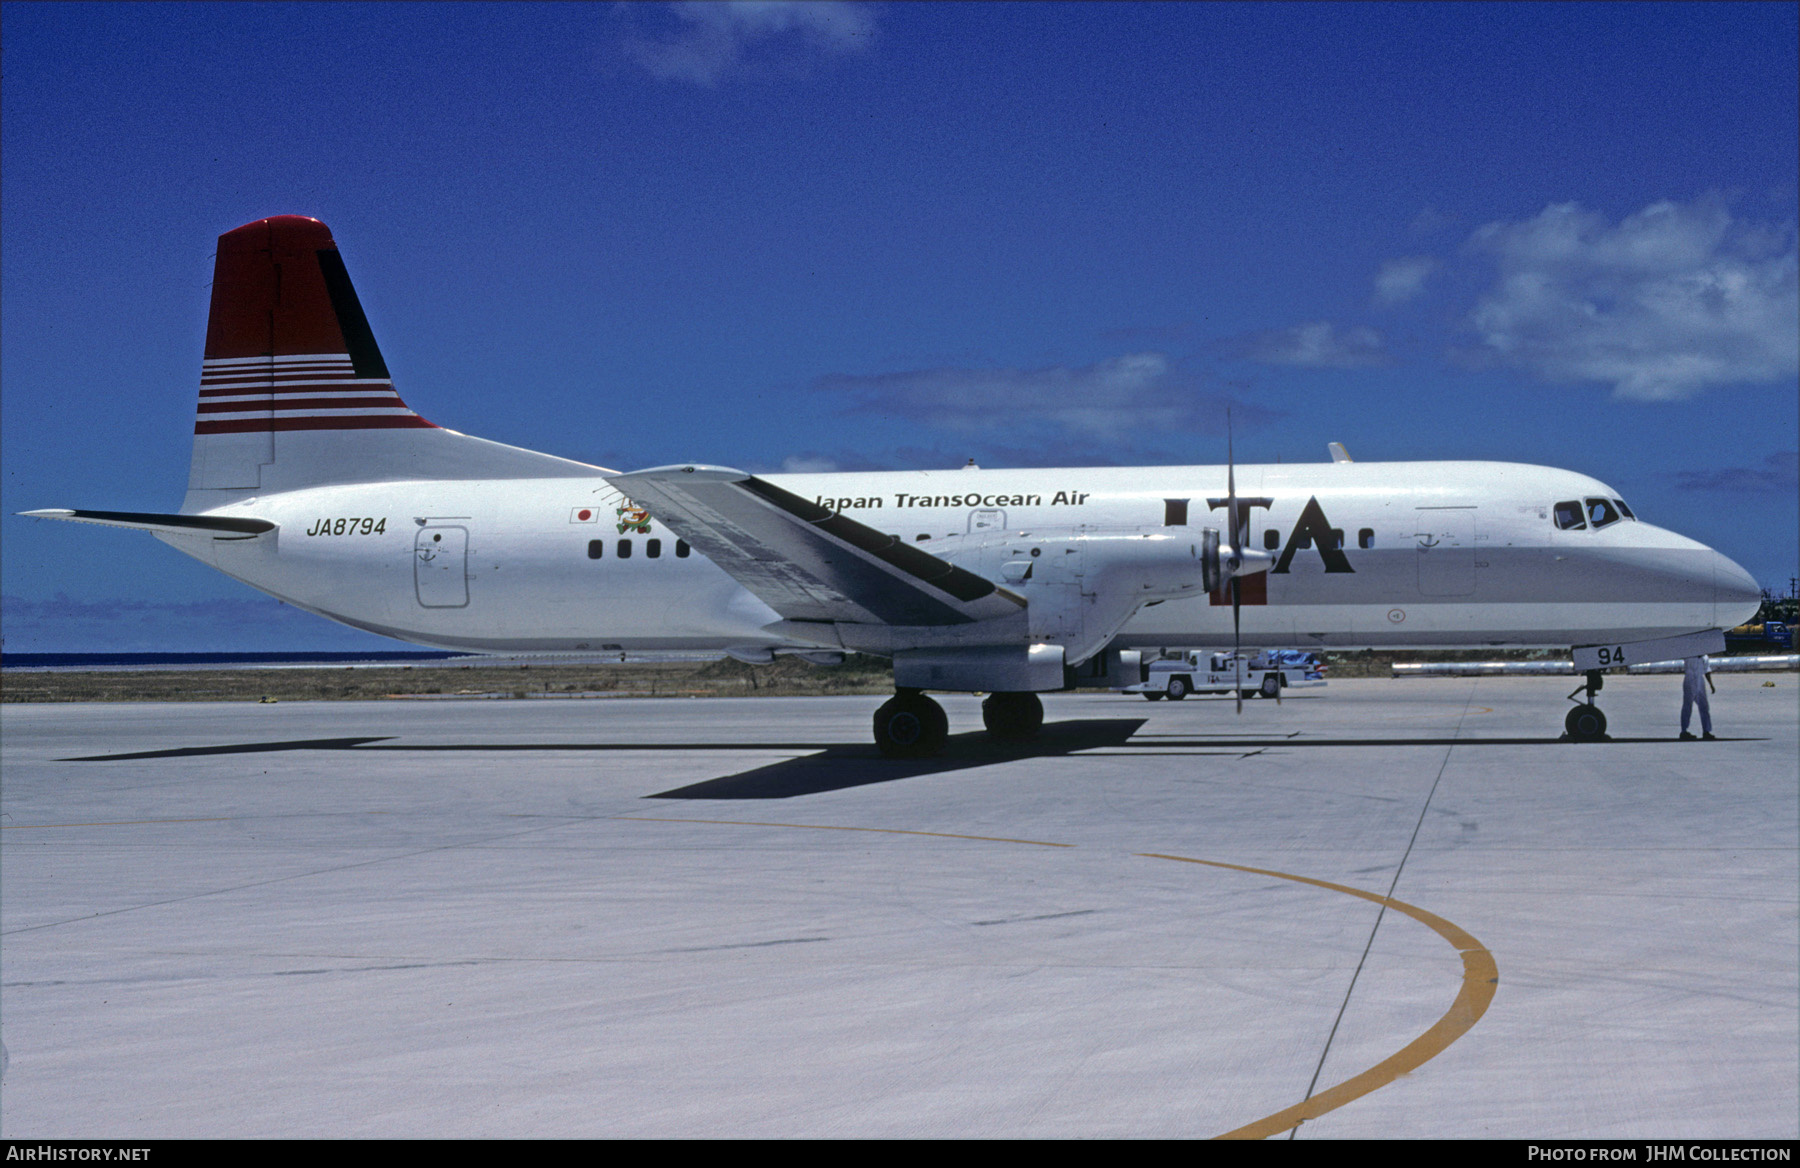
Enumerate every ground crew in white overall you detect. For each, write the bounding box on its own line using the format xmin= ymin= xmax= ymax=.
xmin=1680 ymin=655 xmax=1715 ymax=740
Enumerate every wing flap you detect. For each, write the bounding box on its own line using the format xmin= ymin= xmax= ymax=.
xmin=606 ymin=465 xmax=1023 ymax=627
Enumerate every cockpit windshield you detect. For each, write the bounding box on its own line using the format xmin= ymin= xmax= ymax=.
xmin=1555 ymin=497 xmax=1637 ymax=531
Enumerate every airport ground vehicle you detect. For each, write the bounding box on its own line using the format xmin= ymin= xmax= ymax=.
xmin=1126 ymin=650 xmax=1327 ymax=700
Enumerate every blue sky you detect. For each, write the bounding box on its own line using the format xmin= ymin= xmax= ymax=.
xmin=4 ymin=2 xmax=1796 ymax=651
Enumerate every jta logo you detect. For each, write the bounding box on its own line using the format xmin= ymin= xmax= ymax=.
xmin=1204 ymin=494 xmax=1353 ymax=574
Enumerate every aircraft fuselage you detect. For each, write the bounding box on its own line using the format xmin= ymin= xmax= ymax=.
xmin=163 ymin=459 xmax=1755 ymax=658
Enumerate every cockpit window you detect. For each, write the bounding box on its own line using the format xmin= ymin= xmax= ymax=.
xmin=1553 ymin=500 xmax=1586 ymax=530
xmin=1613 ymin=498 xmax=1635 ymax=520
xmin=1585 ymin=497 xmax=1621 ymax=529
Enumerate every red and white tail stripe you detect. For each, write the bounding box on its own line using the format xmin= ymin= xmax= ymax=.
xmin=195 ymin=354 xmax=433 ymax=433
xmin=192 ymin=215 xmax=434 ymax=436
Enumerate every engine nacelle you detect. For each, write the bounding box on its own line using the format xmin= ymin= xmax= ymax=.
xmin=893 ymin=643 xmax=1065 ymax=692
xmin=933 ymin=526 xmax=1207 ymax=667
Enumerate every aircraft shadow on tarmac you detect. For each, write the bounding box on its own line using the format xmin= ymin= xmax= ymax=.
xmin=57 ymin=720 xmax=1147 ymax=799
xmin=60 ymin=723 xmax=1756 ymax=799
xmin=644 ymin=718 xmax=1150 ymax=798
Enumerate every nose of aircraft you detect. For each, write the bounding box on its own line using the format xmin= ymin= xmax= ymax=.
xmin=1713 ymin=549 xmax=1763 ymax=630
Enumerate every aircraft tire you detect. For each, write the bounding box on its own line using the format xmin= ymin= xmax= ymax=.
xmin=1166 ymin=677 xmax=1189 ymax=701
xmin=1260 ymin=674 xmax=1281 ymax=699
xmin=1564 ymin=703 xmax=1608 ymax=742
xmin=982 ymin=692 xmax=1044 ymax=740
xmin=874 ymin=692 xmax=948 ymax=758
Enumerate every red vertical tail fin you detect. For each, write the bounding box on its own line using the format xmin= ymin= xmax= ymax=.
xmin=189 ymin=216 xmax=430 ymax=491
xmin=185 ymin=216 xmax=598 ymax=502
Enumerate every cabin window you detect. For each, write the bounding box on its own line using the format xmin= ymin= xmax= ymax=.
xmin=1358 ymin=528 xmax=1374 ymax=549
xmin=1164 ymin=499 xmax=1189 ymax=526
xmin=915 ymin=534 xmax=931 ymax=542
xmin=1329 ymin=528 xmax=1344 ymax=550
xmin=676 ymin=540 xmax=691 ymax=558
xmin=587 ymin=540 xmax=604 ymax=560
xmin=617 ymin=539 xmax=632 ymax=559
xmin=646 ymin=538 xmax=662 ymax=558
xmin=1553 ymin=500 xmax=1586 ymax=530
xmin=1263 ymin=529 xmax=1279 ymax=550
xmin=1585 ymin=497 xmax=1621 ymax=529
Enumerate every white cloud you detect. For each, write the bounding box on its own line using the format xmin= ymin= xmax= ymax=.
xmin=1464 ymin=195 xmax=1799 ymax=400
xmin=1232 ymin=321 xmax=1390 ymax=368
xmin=1374 ymin=256 xmax=1438 ymax=305
xmin=1671 ymin=450 xmax=1799 ymax=494
xmin=621 ymin=1 xmax=876 ymax=86
xmin=816 ymin=352 xmax=1259 ymax=442
xmin=779 ymin=453 xmax=842 ymax=473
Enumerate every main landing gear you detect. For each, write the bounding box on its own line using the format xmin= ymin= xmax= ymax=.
xmin=981 ymin=692 xmax=1044 ymax=741
xmin=873 ymin=690 xmax=948 ymax=758
xmin=872 ymin=690 xmax=1047 ymax=757
xmin=1563 ymin=669 xmax=1610 ymax=742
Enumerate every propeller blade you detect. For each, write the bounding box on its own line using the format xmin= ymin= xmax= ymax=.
xmin=1227 ymin=407 xmax=1243 ymax=716
xmin=1232 ymin=577 xmax=1243 ymax=716
xmin=1226 ymin=411 xmax=1245 ymax=548
xmin=1226 ymin=430 xmax=1236 ymax=527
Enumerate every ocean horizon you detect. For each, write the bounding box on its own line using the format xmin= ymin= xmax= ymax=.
xmin=2 ymin=650 xmax=468 ymax=670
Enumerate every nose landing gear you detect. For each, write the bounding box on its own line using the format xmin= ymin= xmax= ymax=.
xmin=1563 ymin=670 xmax=1610 ymax=742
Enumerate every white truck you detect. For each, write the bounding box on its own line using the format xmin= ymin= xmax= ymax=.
xmin=1124 ymin=650 xmax=1328 ymax=701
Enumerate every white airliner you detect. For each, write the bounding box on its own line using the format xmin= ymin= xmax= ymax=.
xmin=24 ymin=216 xmax=1763 ymax=754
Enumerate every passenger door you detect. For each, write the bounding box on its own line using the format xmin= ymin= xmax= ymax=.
xmin=1415 ymin=508 xmax=1475 ymax=596
xmin=414 ymin=525 xmax=469 ymax=608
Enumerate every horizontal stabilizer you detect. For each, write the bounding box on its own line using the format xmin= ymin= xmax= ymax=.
xmin=606 ymin=464 xmax=1023 ymax=627
xmin=19 ymin=509 xmax=275 ymax=539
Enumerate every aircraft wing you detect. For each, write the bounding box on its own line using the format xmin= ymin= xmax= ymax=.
xmin=606 ymin=465 xmax=1023 ymax=626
